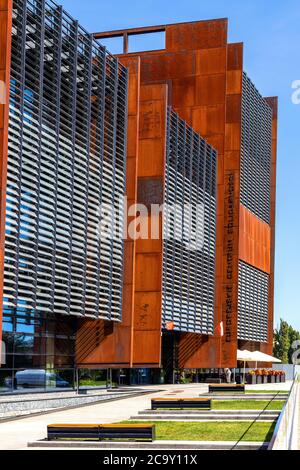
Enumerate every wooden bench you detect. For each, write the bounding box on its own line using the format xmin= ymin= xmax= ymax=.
xmin=47 ymin=423 xmax=155 ymax=441
xmin=47 ymin=424 xmax=99 ymax=440
xmin=208 ymin=384 xmax=245 ymax=393
xmin=204 ymin=378 xmax=221 ymax=384
xmin=151 ymin=398 xmax=211 ymax=410
xmin=99 ymin=424 xmax=155 ymax=441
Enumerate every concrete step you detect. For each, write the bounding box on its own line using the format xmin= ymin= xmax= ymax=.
xmin=139 ymin=409 xmax=280 ymax=415
xmin=131 ymin=413 xmax=279 ymax=421
xmin=200 ymin=394 xmax=287 ymax=400
xmin=27 ymin=439 xmax=270 ymax=450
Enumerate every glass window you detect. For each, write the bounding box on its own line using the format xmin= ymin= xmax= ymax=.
xmin=54 ymin=355 xmax=74 ymax=367
xmin=16 ymin=321 xmax=35 ymax=334
xmin=2 ymin=321 xmax=13 ymax=332
xmin=45 ymin=320 xmax=56 ymax=335
xmin=2 ymin=354 xmax=13 ymax=369
xmin=54 ymin=338 xmax=74 ymax=356
xmin=45 ymin=369 xmax=74 ymax=390
xmin=2 ymin=332 xmax=14 ymax=353
xmin=14 ymin=355 xmax=46 ymax=369
xmin=0 ymin=370 xmax=13 ymax=393
xmin=14 ymin=368 xmax=46 ymax=390
xmin=79 ymin=369 xmax=107 ymax=388
xmin=14 ymin=334 xmax=35 ymax=354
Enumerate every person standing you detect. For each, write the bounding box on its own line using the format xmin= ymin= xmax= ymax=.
xmin=224 ymin=368 xmax=232 ymax=383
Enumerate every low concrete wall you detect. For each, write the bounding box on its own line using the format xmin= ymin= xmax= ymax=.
xmin=272 ymin=364 xmax=300 ymax=381
xmin=0 ymin=392 xmax=133 ymax=419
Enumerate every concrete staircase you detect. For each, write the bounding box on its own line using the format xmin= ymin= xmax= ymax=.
xmin=130 ymin=409 xmax=280 ymax=421
xmin=200 ymin=393 xmax=288 ymax=400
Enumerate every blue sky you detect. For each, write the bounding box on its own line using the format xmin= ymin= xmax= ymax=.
xmin=59 ymin=0 xmax=300 ymax=331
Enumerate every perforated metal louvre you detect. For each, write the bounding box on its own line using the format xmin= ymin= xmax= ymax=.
xmin=241 ymin=72 xmax=272 ymax=224
xmin=237 ymin=261 xmax=269 ymax=342
xmin=4 ymin=0 xmax=127 ymax=321
xmin=162 ymin=109 xmax=217 ymax=334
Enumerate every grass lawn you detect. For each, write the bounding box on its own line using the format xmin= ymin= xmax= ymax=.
xmin=212 ymin=400 xmax=284 ymax=410
xmin=122 ymin=421 xmax=276 ymax=442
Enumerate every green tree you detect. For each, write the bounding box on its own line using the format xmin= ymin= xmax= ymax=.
xmin=273 ymin=319 xmax=290 ymax=363
xmin=273 ymin=319 xmax=300 ymax=364
xmin=288 ymin=325 xmax=300 ymax=364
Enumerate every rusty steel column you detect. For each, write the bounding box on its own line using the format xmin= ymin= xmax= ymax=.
xmin=0 ymin=0 xmax=12 ymax=349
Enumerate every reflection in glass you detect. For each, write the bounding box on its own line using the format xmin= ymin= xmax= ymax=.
xmin=79 ymin=369 xmax=107 ymax=388
xmin=2 ymin=354 xmax=13 ymax=368
xmin=0 ymin=370 xmax=13 ymax=393
xmin=14 ymin=334 xmax=35 ymax=354
xmin=2 ymin=332 xmax=14 ymax=353
xmin=14 ymin=355 xmax=46 ymax=369
xmin=16 ymin=320 xmax=35 ymax=334
xmin=54 ymin=338 xmax=73 ymax=356
xmin=15 ymin=369 xmax=46 ymax=389
xmin=0 ymin=312 xmax=76 ymax=394
xmin=46 ymin=369 xmax=73 ymax=390
xmin=2 ymin=320 xmax=13 ymax=332
xmin=54 ymin=355 xmax=74 ymax=367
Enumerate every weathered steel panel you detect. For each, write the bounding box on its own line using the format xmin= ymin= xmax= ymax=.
xmin=0 ymin=0 xmax=12 ymax=347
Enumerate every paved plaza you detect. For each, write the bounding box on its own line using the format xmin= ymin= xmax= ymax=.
xmin=0 ymin=382 xmax=294 ymax=450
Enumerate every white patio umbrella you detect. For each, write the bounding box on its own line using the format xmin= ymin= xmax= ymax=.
xmin=251 ymin=351 xmax=281 ymax=369
xmin=236 ymin=350 xmax=282 ymax=383
xmin=237 ymin=350 xmax=256 ymax=384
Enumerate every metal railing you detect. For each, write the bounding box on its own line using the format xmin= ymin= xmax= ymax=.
xmin=268 ymin=373 xmax=299 ymax=450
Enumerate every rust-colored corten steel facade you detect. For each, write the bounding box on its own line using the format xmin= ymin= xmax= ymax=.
xmin=75 ymin=19 xmax=278 ymax=372
xmin=0 ymin=3 xmax=277 ymax=386
xmin=76 ymin=74 xmax=168 ymax=368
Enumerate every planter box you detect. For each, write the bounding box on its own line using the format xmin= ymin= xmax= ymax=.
xmin=246 ymin=375 xmax=256 ymax=385
xmin=275 ymin=376 xmax=280 ymax=383
xmin=281 ymin=375 xmax=285 ymax=383
xmin=256 ymin=375 xmax=262 ymax=384
xmin=269 ymin=375 xmax=275 ymax=383
xmin=262 ymin=376 xmax=268 ymax=384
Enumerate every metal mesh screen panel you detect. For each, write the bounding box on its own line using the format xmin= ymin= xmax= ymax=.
xmin=162 ymin=109 xmax=217 ymax=334
xmin=241 ymin=72 xmax=272 ymax=224
xmin=4 ymin=0 xmax=128 ymax=321
xmin=238 ymin=261 xmax=269 ymax=342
